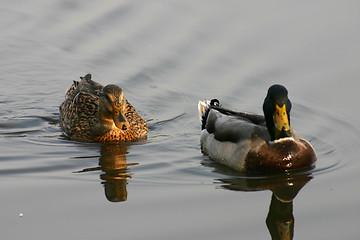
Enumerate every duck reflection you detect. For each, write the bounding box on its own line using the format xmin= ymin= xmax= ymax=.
xmin=266 ymin=194 xmax=294 ymax=240
xmin=207 ymin=160 xmax=312 ymax=240
xmin=78 ymin=143 xmax=138 ymax=202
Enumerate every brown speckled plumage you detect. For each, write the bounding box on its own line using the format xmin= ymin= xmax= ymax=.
xmin=60 ymin=74 xmax=148 ymax=142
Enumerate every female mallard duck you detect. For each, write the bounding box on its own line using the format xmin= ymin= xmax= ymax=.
xmin=60 ymin=74 xmax=148 ymax=142
xmin=198 ymin=84 xmax=316 ymax=173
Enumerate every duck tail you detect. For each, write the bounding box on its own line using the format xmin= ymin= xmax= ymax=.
xmin=198 ymin=99 xmax=220 ymax=130
xmin=198 ymin=100 xmax=210 ymax=129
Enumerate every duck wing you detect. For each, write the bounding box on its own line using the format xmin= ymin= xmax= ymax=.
xmin=71 ymin=74 xmax=103 ymax=101
xmin=60 ymin=74 xmax=102 ymax=139
xmin=205 ymin=109 xmax=270 ymax=143
xmin=210 ymin=105 xmax=265 ymax=125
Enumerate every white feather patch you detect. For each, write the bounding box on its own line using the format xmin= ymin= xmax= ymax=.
xmin=198 ymin=100 xmax=210 ymax=122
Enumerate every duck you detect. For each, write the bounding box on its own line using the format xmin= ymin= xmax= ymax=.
xmin=60 ymin=74 xmax=148 ymax=142
xmin=198 ymin=84 xmax=316 ymax=173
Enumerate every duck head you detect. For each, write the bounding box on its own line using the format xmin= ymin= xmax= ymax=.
xmin=263 ymin=84 xmax=292 ymax=141
xmin=99 ymin=85 xmax=129 ymax=131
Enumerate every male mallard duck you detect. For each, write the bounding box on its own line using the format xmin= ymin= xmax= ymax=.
xmin=60 ymin=74 xmax=148 ymax=142
xmin=198 ymin=84 xmax=316 ymax=173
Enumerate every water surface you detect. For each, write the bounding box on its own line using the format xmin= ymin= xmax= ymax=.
xmin=1 ymin=1 xmax=360 ymax=239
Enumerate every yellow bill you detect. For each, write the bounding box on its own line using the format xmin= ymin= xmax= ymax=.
xmin=273 ymin=104 xmax=290 ymax=132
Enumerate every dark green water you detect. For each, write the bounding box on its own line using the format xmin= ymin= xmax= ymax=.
xmin=1 ymin=1 xmax=360 ymax=239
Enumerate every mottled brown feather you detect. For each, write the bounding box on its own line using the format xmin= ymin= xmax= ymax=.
xmin=59 ymin=78 xmax=148 ymax=142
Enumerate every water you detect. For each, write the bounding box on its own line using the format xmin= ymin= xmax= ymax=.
xmin=1 ymin=1 xmax=360 ymax=239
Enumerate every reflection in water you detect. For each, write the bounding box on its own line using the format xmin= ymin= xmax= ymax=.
xmin=76 ymin=144 xmax=138 ymax=202
xmin=266 ymin=194 xmax=294 ymax=240
xmin=99 ymin=144 xmax=136 ymax=202
xmin=212 ymin=161 xmax=312 ymax=240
